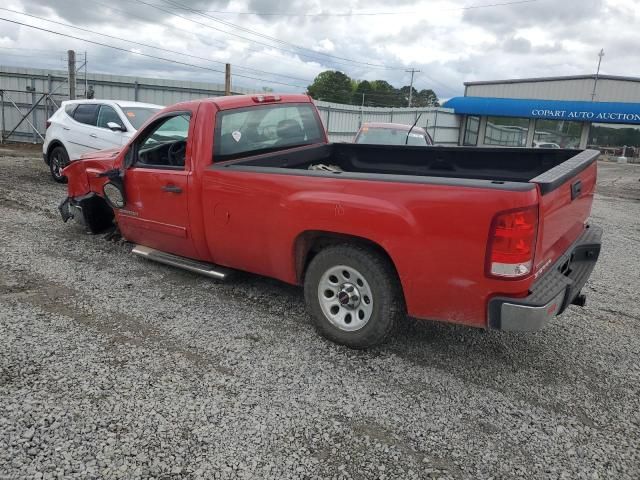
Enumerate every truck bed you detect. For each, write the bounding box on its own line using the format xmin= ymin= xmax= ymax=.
xmin=217 ymin=143 xmax=599 ymax=194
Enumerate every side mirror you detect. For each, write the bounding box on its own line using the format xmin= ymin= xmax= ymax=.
xmin=107 ymin=121 xmax=126 ymax=132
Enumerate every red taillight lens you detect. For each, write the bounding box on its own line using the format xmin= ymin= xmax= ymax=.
xmin=45 ymin=120 xmax=51 ymax=130
xmin=252 ymin=95 xmax=281 ymax=103
xmin=486 ymin=206 xmax=538 ymax=278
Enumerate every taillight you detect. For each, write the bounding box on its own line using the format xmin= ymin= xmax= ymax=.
xmin=45 ymin=120 xmax=51 ymax=130
xmin=252 ymin=95 xmax=281 ymax=103
xmin=486 ymin=206 xmax=538 ymax=279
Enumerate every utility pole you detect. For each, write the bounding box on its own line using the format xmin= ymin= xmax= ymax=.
xmin=406 ymin=68 xmax=420 ymax=107
xmin=84 ymin=51 xmax=88 ymax=99
xmin=225 ymin=63 xmax=231 ymax=95
xmin=591 ymin=48 xmax=605 ymax=101
xmin=67 ymin=50 xmax=76 ymax=100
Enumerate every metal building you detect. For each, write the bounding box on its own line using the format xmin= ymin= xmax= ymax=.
xmin=444 ymin=75 xmax=640 ymax=155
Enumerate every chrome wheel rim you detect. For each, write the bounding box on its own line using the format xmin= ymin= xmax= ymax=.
xmin=52 ymin=152 xmax=65 ymax=178
xmin=318 ymin=265 xmax=373 ymax=332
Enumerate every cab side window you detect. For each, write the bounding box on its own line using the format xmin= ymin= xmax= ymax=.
xmin=73 ymin=104 xmax=99 ymax=126
xmin=97 ymin=105 xmax=125 ymax=130
xmin=135 ymin=113 xmax=191 ymax=169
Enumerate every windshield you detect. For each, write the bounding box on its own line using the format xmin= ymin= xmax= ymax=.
xmin=120 ymin=106 xmax=162 ymax=130
xmin=356 ymin=127 xmax=429 ymax=146
xmin=214 ymin=103 xmax=324 ymax=161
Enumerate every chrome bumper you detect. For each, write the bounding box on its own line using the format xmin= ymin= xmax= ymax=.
xmin=488 ymin=224 xmax=602 ymax=331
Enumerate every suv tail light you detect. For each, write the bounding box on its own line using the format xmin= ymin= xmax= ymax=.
xmin=486 ymin=206 xmax=538 ymax=279
xmin=45 ymin=120 xmax=51 ymax=130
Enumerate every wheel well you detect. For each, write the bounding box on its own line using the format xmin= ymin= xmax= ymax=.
xmin=78 ymin=194 xmax=115 ymax=233
xmin=45 ymin=140 xmax=64 ymax=164
xmin=295 ymin=231 xmax=401 ymax=285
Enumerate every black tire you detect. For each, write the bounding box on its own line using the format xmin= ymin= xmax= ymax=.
xmin=49 ymin=145 xmax=69 ymax=183
xmin=80 ymin=196 xmax=115 ymax=234
xmin=304 ymin=244 xmax=405 ymax=349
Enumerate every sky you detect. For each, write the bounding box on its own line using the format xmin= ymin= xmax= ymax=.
xmin=0 ymin=0 xmax=637 ymax=99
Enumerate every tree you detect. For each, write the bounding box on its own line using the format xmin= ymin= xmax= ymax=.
xmin=307 ymin=71 xmax=353 ymax=104
xmin=367 ymin=80 xmax=402 ymax=107
xmin=415 ymin=89 xmax=440 ymax=107
xmin=353 ymin=80 xmax=372 ymax=105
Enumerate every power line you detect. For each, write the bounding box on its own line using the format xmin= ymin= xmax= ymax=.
xmin=129 ymin=0 xmax=400 ymax=70
xmin=0 ymin=7 xmax=312 ymax=84
xmin=0 ymin=17 xmax=308 ymax=89
xmin=158 ymin=0 xmax=402 ymax=69
xmin=86 ymin=0 xmax=329 ymax=73
xmin=158 ymin=0 xmax=539 ymax=16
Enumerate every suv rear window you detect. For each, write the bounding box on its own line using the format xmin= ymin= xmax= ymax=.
xmin=64 ymin=104 xmax=78 ymax=117
xmin=73 ymin=104 xmax=99 ymax=126
xmin=214 ymin=103 xmax=324 ymax=161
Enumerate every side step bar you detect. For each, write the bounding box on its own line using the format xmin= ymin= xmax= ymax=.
xmin=131 ymin=245 xmax=230 ymax=280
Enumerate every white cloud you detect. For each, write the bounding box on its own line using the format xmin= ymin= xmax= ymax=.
xmin=0 ymin=0 xmax=637 ymax=99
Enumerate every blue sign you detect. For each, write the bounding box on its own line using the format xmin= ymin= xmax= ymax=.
xmin=443 ymin=96 xmax=640 ymax=125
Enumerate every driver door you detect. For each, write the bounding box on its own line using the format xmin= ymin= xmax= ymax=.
xmin=117 ymin=111 xmax=197 ymax=259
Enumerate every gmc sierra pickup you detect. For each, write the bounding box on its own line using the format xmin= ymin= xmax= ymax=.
xmin=60 ymin=94 xmax=602 ymax=348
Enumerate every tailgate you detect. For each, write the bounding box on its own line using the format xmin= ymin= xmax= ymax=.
xmin=531 ymin=150 xmax=599 ymax=275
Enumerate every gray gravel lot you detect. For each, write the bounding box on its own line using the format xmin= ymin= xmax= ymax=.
xmin=0 ymin=152 xmax=639 ymax=479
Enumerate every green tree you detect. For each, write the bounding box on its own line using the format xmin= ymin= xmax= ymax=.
xmin=307 ymin=71 xmax=353 ymax=104
xmin=353 ymin=80 xmax=372 ymax=105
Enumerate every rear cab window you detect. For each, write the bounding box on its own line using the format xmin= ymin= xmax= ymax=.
xmin=213 ymin=103 xmax=324 ymax=162
xmin=356 ymin=127 xmax=430 ymax=146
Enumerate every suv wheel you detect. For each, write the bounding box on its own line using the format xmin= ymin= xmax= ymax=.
xmin=304 ymin=244 xmax=404 ymax=349
xmin=49 ymin=145 xmax=69 ymax=183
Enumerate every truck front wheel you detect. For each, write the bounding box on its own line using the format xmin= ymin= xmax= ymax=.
xmin=304 ymin=245 xmax=404 ymax=348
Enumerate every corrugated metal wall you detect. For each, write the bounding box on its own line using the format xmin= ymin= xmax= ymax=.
xmin=0 ymin=66 xmax=461 ymax=145
xmin=314 ymin=100 xmax=460 ymax=144
xmin=466 ymin=77 xmax=640 ymax=102
xmin=0 ymin=66 xmax=256 ymax=143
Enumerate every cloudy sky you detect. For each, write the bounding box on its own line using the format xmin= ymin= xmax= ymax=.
xmin=0 ymin=0 xmax=637 ymax=99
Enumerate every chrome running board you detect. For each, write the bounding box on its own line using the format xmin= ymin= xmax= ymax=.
xmin=131 ymin=245 xmax=230 ymax=280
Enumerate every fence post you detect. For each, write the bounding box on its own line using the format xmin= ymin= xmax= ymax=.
xmin=433 ymin=109 xmax=439 ymax=144
xmin=0 ymin=90 xmax=4 ymax=144
xmin=31 ymin=78 xmax=38 ymax=144
xmin=134 ymin=81 xmax=139 ymax=102
xmin=47 ymin=74 xmax=52 ymax=120
xmin=390 ymin=108 xmax=393 ymax=123
xmin=326 ymin=105 xmax=331 ymax=139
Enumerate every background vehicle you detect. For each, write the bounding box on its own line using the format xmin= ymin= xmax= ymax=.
xmin=43 ymin=99 xmax=163 ymax=182
xmin=354 ymin=122 xmax=433 ymax=146
xmin=60 ymin=94 xmax=601 ymax=348
xmin=533 ymin=141 xmax=561 ymax=149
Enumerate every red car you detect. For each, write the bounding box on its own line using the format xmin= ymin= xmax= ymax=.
xmin=60 ymin=94 xmax=601 ymax=348
xmin=354 ymin=122 xmax=433 ymax=146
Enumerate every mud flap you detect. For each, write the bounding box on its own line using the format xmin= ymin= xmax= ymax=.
xmin=58 ymin=197 xmax=72 ymax=223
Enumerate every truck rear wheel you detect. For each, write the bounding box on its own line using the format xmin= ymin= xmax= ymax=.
xmin=304 ymin=244 xmax=404 ymax=348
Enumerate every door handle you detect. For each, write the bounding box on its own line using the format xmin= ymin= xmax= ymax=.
xmin=63 ymin=127 xmax=71 ymax=131
xmin=89 ymin=133 xmax=98 ymax=138
xmin=162 ymin=184 xmax=182 ymax=193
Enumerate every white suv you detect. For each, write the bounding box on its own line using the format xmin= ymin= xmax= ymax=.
xmin=43 ymin=99 xmax=163 ymax=182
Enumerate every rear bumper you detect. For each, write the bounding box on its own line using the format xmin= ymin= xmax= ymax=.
xmin=488 ymin=224 xmax=602 ymax=331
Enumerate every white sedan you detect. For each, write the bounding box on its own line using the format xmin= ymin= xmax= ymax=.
xmin=43 ymin=99 xmax=163 ymax=182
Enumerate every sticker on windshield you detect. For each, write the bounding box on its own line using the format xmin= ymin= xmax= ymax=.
xmin=126 ymin=111 xmax=136 ymax=117
xmin=232 ymin=131 xmax=242 ymax=142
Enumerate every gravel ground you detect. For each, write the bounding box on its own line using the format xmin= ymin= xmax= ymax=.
xmin=0 ymin=154 xmax=638 ymax=480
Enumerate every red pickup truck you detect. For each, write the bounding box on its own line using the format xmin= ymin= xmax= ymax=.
xmin=60 ymin=94 xmax=602 ymax=348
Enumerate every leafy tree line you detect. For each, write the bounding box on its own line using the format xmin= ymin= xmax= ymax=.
xmin=306 ymin=70 xmax=439 ymax=108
